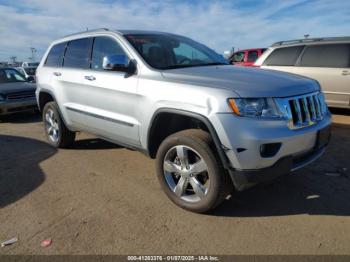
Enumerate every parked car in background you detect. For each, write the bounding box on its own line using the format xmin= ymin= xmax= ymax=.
xmin=229 ymin=48 xmax=266 ymax=66
xmin=36 ymin=29 xmax=330 ymax=213
xmin=0 ymin=68 xmax=37 ymax=116
xmin=255 ymin=37 xmax=350 ymax=109
xmin=16 ymin=66 xmax=37 ymax=82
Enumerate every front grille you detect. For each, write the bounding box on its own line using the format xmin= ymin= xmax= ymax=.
xmin=276 ymin=92 xmax=327 ymax=130
xmin=6 ymin=91 xmax=36 ymax=100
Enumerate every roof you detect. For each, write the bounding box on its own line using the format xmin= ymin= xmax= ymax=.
xmin=272 ymin=36 xmax=350 ymax=47
xmin=233 ymin=48 xmax=266 ymax=53
xmin=64 ymin=28 xmax=180 ymax=38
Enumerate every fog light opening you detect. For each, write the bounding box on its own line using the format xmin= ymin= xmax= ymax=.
xmin=260 ymin=143 xmax=281 ymax=158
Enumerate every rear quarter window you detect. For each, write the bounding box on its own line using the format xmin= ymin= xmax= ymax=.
xmin=264 ymin=46 xmax=304 ymax=66
xmin=299 ymin=44 xmax=350 ymax=68
xmin=45 ymin=42 xmax=67 ymax=67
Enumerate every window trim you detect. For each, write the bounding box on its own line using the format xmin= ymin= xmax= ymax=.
xmin=43 ymin=33 xmax=136 ymax=71
xmin=263 ymin=45 xmax=305 ymax=67
xmin=295 ymin=43 xmax=350 ymax=68
xmin=62 ymin=37 xmax=93 ymax=69
xmin=44 ymin=41 xmax=68 ymax=68
xmin=89 ymin=35 xmax=131 ymax=72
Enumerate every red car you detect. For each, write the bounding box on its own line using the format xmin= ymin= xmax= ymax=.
xmin=229 ymin=48 xmax=266 ymax=67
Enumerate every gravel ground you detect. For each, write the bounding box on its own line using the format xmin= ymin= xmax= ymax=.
xmin=0 ymin=110 xmax=349 ymax=255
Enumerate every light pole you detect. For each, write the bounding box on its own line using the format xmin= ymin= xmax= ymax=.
xmin=10 ymin=56 xmax=17 ymax=65
xmin=30 ymin=47 xmax=37 ymax=61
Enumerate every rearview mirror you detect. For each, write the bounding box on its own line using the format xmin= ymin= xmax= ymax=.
xmin=102 ymin=55 xmax=136 ymax=75
xmin=26 ymin=76 xmax=35 ymax=82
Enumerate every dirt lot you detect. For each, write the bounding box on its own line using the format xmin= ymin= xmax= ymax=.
xmin=0 ymin=109 xmax=350 ymax=255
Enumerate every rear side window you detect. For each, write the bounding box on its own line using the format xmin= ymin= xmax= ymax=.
xmin=64 ymin=38 xmax=93 ymax=68
xmin=247 ymin=51 xmax=258 ymax=62
xmin=264 ymin=46 xmax=304 ymax=66
xmin=45 ymin=42 xmax=66 ymax=67
xmin=300 ymin=44 xmax=350 ymax=68
xmin=91 ymin=37 xmax=126 ymax=70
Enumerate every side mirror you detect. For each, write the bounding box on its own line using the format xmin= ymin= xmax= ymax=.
xmin=102 ymin=55 xmax=136 ymax=75
xmin=26 ymin=76 xmax=35 ymax=82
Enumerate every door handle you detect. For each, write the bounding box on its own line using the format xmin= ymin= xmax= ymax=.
xmin=342 ymin=70 xmax=350 ymax=76
xmin=84 ymin=75 xmax=96 ymax=81
xmin=53 ymin=72 xmax=61 ymax=76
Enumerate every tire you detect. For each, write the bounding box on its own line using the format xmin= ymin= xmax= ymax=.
xmin=155 ymin=129 xmax=232 ymax=213
xmin=42 ymin=101 xmax=75 ymax=148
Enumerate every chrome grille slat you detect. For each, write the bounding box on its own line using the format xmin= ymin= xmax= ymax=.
xmin=313 ymin=95 xmax=321 ymax=120
xmin=301 ymin=97 xmax=311 ymax=123
xmin=277 ymin=91 xmax=327 ymax=130
xmin=308 ymin=96 xmax=317 ymax=121
xmin=293 ymin=99 xmax=303 ymax=124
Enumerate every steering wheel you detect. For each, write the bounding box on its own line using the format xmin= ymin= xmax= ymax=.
xmin=178 ymin=57 xmax=192 ymax=65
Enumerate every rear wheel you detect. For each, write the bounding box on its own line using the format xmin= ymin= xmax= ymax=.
xmin=43 ymin=101 xmax=75 ymax=148
xmin=156 ymin=129 xmax=231 ymax=213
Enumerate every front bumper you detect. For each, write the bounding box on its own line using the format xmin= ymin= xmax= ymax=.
xmin=229 ymin=144 xmax=327 ymax=191
xmin=0 ymin=98 xmax=38 ymax=115
xmin=211 ymin=111 xmax=332 ymax=190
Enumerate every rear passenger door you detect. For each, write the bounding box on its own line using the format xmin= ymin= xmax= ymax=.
xmin=293 ymin=44 xmax=350 ymax=108
xmin=56 ymin=37 xmax=94 ymax=127
xmin=65 ymin=36 xmax=140 ymax=146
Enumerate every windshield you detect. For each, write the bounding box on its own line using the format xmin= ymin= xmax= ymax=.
xmin=125 ymin=34 xmax=228 ymax=70
xmin=27 ymin=62 xmax=39 ymax=67
xmin=0 ymin=69 xmax=27 ymax=83
xmin=24 ymin=67 xmax=37 ymax=75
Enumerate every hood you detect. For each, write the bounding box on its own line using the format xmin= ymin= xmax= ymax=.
xmin=161 ymin=65 xmax=319 ymax=98
xmin=0 ymin=82 xmax=36 ymax=94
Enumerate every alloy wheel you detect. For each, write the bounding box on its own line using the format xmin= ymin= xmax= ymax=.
xmin=45 ymin=108 xmax=59 ymax=143
xmin=163 ymin=145 xmax=210 ymax=203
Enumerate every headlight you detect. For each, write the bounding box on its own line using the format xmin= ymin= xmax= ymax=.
xmin=228 ymin=98 xmax=283 ymax=118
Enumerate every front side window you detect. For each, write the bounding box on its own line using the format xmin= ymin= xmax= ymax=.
xmin=0 ymin=69 xmax=27 ymax=83
xmin=125 ymin=34 xmax=228 ymax=70
xmin=64 ymin=38 xmax=93 ymax=68
xmin=247 ymin=51 xmax=259 ymax=62
xmin=231 ymin=52 xmax=245 ymax=63
xmin=300 ymin=44 xmax=350 ymax=68
xmin=91 ymin=37 xmax=126 ymax=70
xmin=264 ymin=46 xmax=304 ymax=66
xmin=45 ymin=42 xmax=67 ymax=67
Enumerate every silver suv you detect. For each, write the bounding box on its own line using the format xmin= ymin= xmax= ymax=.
xmin=255 ymin=37 xmax=350 ymax=109
xmin=36 ymin=29 xmax=331 ymax=213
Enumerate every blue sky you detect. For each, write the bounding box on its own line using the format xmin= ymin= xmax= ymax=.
xmin=0 ymin=0 xmax=349 ymax=62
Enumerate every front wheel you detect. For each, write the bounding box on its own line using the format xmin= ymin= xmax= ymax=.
xmin=43 ymin=101 xmax=75 ymax=148
xmin=155 ymin=129 xmax=231 ymax=213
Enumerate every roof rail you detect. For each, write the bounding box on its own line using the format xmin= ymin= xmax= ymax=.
xmin=272 ymin=36 xmax=350 ymax=46
xmin=64 ymin=28 xmax=109 ymax=38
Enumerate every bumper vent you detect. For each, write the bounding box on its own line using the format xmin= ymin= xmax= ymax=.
xmin=276 ymin=92 xmax=328 ymax=130
xmin=6 ymin=91 xmax=36 ymax=100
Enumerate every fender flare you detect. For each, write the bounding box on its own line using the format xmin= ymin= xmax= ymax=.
xmin=147 ymin=108 xmax=232 ymax=171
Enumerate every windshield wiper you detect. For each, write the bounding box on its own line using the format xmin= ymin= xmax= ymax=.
xmin=195 ymin=62 xmax=228 ymax=67
xmin=161 ymin=62 xmax=228 ymax=70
